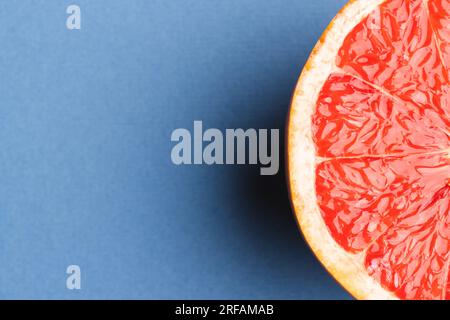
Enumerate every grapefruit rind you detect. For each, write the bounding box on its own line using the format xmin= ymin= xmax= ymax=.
xmin=287 ymin=0 xmax=398 ymax=300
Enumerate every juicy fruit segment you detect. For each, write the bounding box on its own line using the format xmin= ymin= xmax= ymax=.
xmin=366 ymin=183 xmax=450 ymax=299
xmin=316 ymin=154 xmax=450 ymax=254
xmin=312 ymin=0 xmax=450 ymax=299
xmin=337 ymin=0 xmax=447 ymax=108
xmin=428 ymin=0 xmax=450 ymax=73
xmin=313 ymin=73 xmax=450 ymax=158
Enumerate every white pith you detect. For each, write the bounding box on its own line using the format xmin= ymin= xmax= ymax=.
xmin=287 ymin=0 xmax=399 ymax=300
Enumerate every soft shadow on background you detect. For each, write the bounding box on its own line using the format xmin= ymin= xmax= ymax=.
xmin=217 ymin=76 xmax=352 ymax=299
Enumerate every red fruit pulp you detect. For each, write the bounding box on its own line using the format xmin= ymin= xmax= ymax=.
xmin=312 ymin=0 xmax=450 ymax=299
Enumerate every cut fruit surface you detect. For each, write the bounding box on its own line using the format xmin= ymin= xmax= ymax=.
xmin=287 ymin=0 xmax=450 ymax=300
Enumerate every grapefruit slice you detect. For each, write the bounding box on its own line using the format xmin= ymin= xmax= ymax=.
xmin=287 ymin=0 xmax=450 ymax=300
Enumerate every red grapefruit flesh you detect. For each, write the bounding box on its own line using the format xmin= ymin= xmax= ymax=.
xmin=288 ymin=0 xmax=450 ymax=299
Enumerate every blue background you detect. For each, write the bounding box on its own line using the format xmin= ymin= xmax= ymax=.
xmin=0 ymin=0 xmax=351 ymax=299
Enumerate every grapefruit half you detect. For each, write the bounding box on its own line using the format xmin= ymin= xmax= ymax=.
xmin=287 ymin=0 xmax=450 ymax=300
